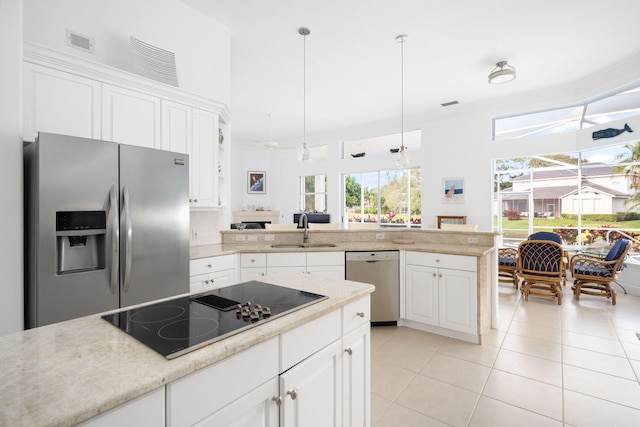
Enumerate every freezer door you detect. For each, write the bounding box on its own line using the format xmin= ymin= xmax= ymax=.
xmin=119 ymin=144 xmax=189 ymax=308
xmin=25 ymin=133 xmax=120 ymax=328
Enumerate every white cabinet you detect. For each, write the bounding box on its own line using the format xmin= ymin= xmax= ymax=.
xmin=404 ymin=251 xmax=477 ymax=336
xmin=267 ymin=252 xmax=307 ymax=276
xmin=191 ymin=108 xmax=219 ymax=208
xmin=80 ymin=388 xmax=164 ymax=427
xmin=161 ymin=101 xmax=220 ymax=208
xmin=280 ymin=340 xmax=343 ymax=427
xmin=306 ymin=252 xmax=345 ymax=280
xmin=341 ymin=296 xmax=371 ymax=427
xmin=342 ymin=323 xmax=370 ymax=427
xmin=240 ymin=253 xmax=267 ymax=281
xmin=239 ymin=251 xmax=345 ymax=281
xmin=23 ymin=63 xmax=101 ymax=141
xmin=101 ymin=84 xmax=161 ymax=148
xmin=167 ymin=338 xmax=279 ymax=427
xmin=195 ymin=378 xmax=279 ymax=427
xmin=190 ymin=254 xmax=236 ymax=293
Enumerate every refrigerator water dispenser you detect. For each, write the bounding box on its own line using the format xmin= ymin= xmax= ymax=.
xmin=56 ymin=211 xmax=107 ymax=274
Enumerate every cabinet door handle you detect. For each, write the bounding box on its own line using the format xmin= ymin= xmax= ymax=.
xmin=286 ymin=389 xmax=298 ymax=400
xmin=432 ymin=273 xmax=437 ymax=277
xmin=206 ymin=264 xmax=212 ymax=268
xmin=356 ymin=312 xmax=365 ymax=318
xmin=272 ymin=396 xmax=283 ymax=407
xmin=345 ymin=348 xmax=353 ymax=356
xmin=439 ymin=273 xmax=443 ymax=278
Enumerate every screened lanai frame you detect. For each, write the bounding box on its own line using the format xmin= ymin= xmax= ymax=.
xmin=493 ymin=86 xmax=640 ymax=140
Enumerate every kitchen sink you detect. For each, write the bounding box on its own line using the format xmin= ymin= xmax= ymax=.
xmin=271 ymin=243 xmax=337 ymax=249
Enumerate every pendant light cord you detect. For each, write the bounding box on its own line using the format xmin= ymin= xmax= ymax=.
xmin=303 ymin=30 xmax=306 ymax=148
xmin=400 ymin=36 xmax=404 ymax=152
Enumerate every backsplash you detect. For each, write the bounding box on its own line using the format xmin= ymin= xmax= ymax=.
xmin=190 ymin=210 xmax=225 ymax=246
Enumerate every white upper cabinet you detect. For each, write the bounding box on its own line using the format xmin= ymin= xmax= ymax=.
xmin=101 ymin=84 xmax=161 ymax=149
xmin=23 ymin=63 xmax=101 ymax=141
xmin=23 ymin=43 xmax=231 ymax=210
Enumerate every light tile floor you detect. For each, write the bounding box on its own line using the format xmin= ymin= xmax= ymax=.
xmin=371 ymin=281 xmax=640 ymax=427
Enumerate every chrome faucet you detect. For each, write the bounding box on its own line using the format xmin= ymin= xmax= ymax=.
xmin=298 ymin=213 xmax=309 ymax=244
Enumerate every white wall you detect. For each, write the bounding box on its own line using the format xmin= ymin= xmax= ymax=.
xmin=0 ymin=0 xmax=24 ymax=335
xmin=23 ymin=0 xmax=230 ymax=103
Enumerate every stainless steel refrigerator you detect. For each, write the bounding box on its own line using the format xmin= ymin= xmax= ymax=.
xmin=24 ymin=132 xmax=190 ymax=328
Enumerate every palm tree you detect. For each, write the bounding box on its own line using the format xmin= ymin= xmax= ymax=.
xmin=614 ymin=141 xmax=640 ymax=210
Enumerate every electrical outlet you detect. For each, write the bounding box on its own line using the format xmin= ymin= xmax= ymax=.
xmin=376 ymin=233 xmax=385 ymax=240
xmin=264 ymin=234 xmax=275 ymax=241
xmin=467 ymin=236 xmax=479 ymax=244
xmin=235 ymin=234 xmax=246 ymax=241
xmin=248 ymin=235 xmax=258 ymax=242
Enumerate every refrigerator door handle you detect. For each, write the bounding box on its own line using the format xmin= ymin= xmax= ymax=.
xmin=122 ymin=185 xmax=133 ymax=294
xmin=109 ymin=184 xmax=119 ymax=295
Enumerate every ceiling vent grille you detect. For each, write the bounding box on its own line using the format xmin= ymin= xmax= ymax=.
xmin=130 ymin=37 xmax=179 ymax=87
xmin=66 ymin=30 xmax=94 ymax=54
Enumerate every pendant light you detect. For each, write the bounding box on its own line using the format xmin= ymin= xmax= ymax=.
xmin=396 ymin=34 xmax=409 ymax=169
xmin=299 ymin=27 xmax=311 ymax=162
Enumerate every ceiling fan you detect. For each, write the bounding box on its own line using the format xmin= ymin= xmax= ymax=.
xmin=261 ymin=114 xmax=296 ymax=151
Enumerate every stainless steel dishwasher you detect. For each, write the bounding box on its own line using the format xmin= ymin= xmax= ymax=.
xmin=345 ymin=251 xmax=399 ymax=326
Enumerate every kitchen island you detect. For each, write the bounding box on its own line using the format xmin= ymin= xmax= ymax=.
xmin=0 ymin=274 xmax=373 ymax=426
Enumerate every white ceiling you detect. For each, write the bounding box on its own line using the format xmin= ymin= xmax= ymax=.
xmin=180 ymin=0 xmax=640 ymax=148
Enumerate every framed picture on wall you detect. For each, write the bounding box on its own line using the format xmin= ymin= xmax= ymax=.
xmin=443 ymin=177 xmax=464 ymax=203
xmin=248 ymin=171 xmax=266 ymax=194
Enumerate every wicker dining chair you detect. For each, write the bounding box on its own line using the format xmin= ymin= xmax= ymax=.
xmin=498 ymin=247 xmax=519 ymax=288
xmin=528 ymin=231 xmax=568 ymax=286
xmin=570 ymin=239 xmax=631 ymax=305
xmin=517 ymin=240 xmax=565 ymax=305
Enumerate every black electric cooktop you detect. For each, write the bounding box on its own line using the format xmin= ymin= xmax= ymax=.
xmin=102 ymin=281 xmax=327 ymax=359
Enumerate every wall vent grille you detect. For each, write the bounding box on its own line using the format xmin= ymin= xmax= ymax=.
xmin=66 ymin=30 xmax=94 ymax=54
xmin=130 ymin=37 xmax=179 ymax=87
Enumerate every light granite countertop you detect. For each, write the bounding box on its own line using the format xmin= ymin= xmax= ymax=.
xmin=190 ymin=240 xmax=495 ymax=260
xmin=0 ymin=275 xmax=374 ymax=427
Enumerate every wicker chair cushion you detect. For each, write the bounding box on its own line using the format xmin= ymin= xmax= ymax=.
xmin=573 ymin=265 xmax=612 ymax=278
xmin=604 ymin=239 xmax=629 ymax=262
xmin=498 ymin=257 xmax=517 ymax=267
xmin=528 ymin=232 xmax=562 ymax=244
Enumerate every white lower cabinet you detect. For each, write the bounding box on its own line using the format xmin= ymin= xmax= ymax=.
xmin=404 ymin=251 xmax=477 ymax=336
xmin=239 ymin=252 xmax=345 ymax=281
xmin=195 ymin=378 xmax=279 ymax=427
xmin=189 ymin=255 xmax=236 ymax=292
xmin=342 ymin=323 xmax=371 ymax=427
xmin=280 ymin=340 xmax=343 ymax=427
xmin=79 ymin=388 xmax=164 ymax=427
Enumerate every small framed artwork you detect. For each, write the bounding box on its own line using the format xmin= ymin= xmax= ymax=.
xmin=248 ymin=171 xmax=266 ymax=194
xmin=443 ymin=177 xmax=464 ymax=203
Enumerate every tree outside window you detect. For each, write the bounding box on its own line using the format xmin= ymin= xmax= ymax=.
xmin=344 ymin=168 xmax=421 ymax=227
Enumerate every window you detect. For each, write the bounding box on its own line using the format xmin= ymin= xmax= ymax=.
xmin=494 ymin=142 xmax=640 ymax=253
xmin=343 ymin=168 xmax=421 ymax=228
xmin=493 ymin=86 xmax=640 ymax=140
xmin=300 ymin=174 xmax=327 ymax=212
xmin=343 ymin=130 xmax=421 ymax=158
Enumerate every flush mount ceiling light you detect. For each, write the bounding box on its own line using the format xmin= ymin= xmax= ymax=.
xmin=396 ymin=34 xmax=409 ymax=169
xmin=488 ymin=60 xmax=516 ymax=84
xmin=299 ymin=27 xmax=311 ymax=162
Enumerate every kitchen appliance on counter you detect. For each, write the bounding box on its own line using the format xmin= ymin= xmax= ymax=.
xmin=24 ymin=132 xmax=190 ymax=328
xmin=102 ymin=280 xmax=328 ymax=359
xmin=345 ymin=251 xmax=399 ymax=326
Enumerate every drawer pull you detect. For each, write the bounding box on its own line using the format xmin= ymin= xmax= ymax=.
xmin=356 ymin=312 xmax=365 ymax=318
xmin=206 ymin=264 xmax=212 ymax=268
